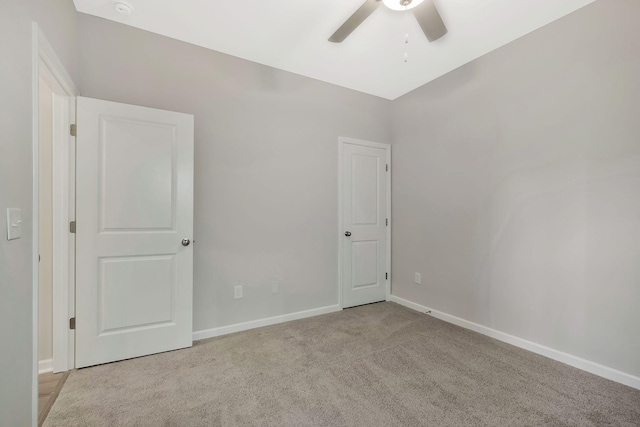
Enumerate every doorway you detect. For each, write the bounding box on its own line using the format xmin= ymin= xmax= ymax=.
xmin=32 ymin=23 xmax=78 ymax=425
xmin=339 ymin=137 xmax=391 ymax=309
xmin=32 ymin=23 xmax=196 ymax=426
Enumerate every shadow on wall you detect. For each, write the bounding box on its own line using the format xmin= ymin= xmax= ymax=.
xmin=473 ymin=155 xmax=640 ymax=370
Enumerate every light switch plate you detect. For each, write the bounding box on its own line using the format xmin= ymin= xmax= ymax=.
xmin=6 ymin=208 xmax=22 ymax=240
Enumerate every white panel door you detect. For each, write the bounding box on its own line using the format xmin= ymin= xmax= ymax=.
xmin=75 ymin=97 xmax=194 ymax=368
xmin=341 ymin=140 xmax=389 ymax=308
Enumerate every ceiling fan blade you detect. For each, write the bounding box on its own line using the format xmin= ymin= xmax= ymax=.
xmin=328 ymin=0 xmax=382 ymax=43
xmin=413 ymin=0 xmax=447 ymax=42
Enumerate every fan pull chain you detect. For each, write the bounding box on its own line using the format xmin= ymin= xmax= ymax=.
xmin=404 ymin=4 xmax=409 ymax=62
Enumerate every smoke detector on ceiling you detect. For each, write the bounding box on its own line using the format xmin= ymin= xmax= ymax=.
xmin=114 ymin=1 xmax=134 ymax=15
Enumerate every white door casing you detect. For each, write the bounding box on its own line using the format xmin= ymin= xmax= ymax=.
xmin=340 ymin=138 xmax=390 ymax=309
xmin=51 ymin=91 xmax=76 ymax=374
xmin=75 ymin=97 xmax=194 ymax=368
xmin=33 ymin=27 xmax=79 ymax=422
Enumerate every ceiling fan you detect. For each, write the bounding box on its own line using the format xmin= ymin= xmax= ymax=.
xmin=329 ymin=0 xmax=447 ymax=43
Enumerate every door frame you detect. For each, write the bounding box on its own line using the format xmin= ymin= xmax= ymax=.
xmin=338 ymin=137 xmax=391 ymax=309
xmin=32 ymin=22 xmax=78 ymax=425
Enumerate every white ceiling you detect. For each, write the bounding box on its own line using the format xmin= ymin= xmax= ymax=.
xmin=73 ymin=0 xmax=597 ymax=100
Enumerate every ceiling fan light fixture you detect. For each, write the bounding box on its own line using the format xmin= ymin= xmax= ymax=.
xmin=382 ymin=0 xmax=424 ymax=12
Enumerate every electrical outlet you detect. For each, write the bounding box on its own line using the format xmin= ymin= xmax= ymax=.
xmin=234 ymin=285 xmax=243 ymax=299
xmin=415 ymin=272 xmax=421 ymax=284
xmin=271 ymin=280 xmax=279 ymax=294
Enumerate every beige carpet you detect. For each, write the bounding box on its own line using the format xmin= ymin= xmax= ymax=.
xmin=45 ymin=302 xmax=640 ymax=426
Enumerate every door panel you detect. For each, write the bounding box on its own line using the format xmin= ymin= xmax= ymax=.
xmin=76 ymin=97 xmax=193 ymax=368
xmin=352 ymin=155 xmax=379 ymax=225
xmin=100 ymin=117 xmax=176 ymax=231
xmin=352 ymin=241 xmax=379 ymax=288
xmin=342 ymin=141 xmax=388 ymax=308
xmin=98 ymin=255 xmax=175 ymax=333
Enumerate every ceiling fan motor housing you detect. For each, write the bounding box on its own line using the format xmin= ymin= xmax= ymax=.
xmin=383 ymin=0 xmax=424 ymax=11
xmin=329 ymin=0 xmax=445 ymax=43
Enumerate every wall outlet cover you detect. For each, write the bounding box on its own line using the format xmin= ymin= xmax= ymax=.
xmin=271 ymin=280 xmax=279 ymax=294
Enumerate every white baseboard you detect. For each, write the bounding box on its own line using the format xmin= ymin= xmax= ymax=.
xmin=389 ymin=295 xmax=640 ymax=391
xmin=38 ymin=358 xmax=53 ymax=374
xmin=193 ymin=304 xmax=342 ymax=341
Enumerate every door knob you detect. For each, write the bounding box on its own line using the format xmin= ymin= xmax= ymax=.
xmin=344 ymin=231 xmax=352 ymax=237
xmin=181 ymin=238 xmax=191 ymax=246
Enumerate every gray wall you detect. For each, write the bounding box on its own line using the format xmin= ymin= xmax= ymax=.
xmin=0 ymin=0 xmax=77 ymax=425
xmin=391 ymin=0 xmax=640 ymax=377
xmin=76 ymin=14 xmax=392 ymax=332
xmin=3 ymin=4 xmax=637 ymax=423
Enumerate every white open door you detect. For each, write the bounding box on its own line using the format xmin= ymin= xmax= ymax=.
xmin=75 ymin=97 xmax=194 ymax=368
xmin=340 ymin=138 xmax=390 ymax=308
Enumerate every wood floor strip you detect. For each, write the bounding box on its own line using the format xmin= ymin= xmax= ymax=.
xmin=38 ymin=371 xmax=70 ymax=427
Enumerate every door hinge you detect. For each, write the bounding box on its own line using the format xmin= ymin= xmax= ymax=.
xmin=386 ymin=272 xmax=388 ymax=280
xmin=386 ymin=164 xmax=389 ymax=172
xmin=69 ymin=221 xmax=76 ymax=233
xmin=70 ymin=124 xmax=77 ymax=136
xmin=386 ymin=218 xmax=388 ymax=226
xmin=69 ymin=317 xmax=76 ymax=330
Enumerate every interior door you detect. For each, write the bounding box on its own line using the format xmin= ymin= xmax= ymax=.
xmin=341 ymin=140 xmax=389 ymax=308
xmin=75 ymin=97 xmax=194 ymax=368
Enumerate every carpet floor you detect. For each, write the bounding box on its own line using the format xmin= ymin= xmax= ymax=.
xmin=44 ymin=302 xmax=640 ymax=426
